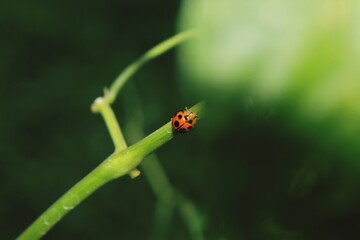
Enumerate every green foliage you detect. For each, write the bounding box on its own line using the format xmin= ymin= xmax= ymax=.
xmin=3 ymin=0 xmax=360 ymax=239
xmin=178 ymin=0 xmax=360 ymax=239
xmin=179 ymin=0 xmax=360 ymax=159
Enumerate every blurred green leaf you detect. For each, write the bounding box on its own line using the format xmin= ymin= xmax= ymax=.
xmin=178 ymin=0 xmax=360 ymax=162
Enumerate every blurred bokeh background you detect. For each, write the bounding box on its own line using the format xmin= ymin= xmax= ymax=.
xmin=1 ymin=0 xmax=360 ymax=239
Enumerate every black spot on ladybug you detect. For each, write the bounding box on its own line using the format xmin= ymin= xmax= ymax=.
xmin=177 ymin=114 xmax=183 ymax=119
xmin=174 ymin=121 xmax=180 ymax=127
xmin=188 ymin=120 xmax=193 ymax=124
xmin=187 ymin=126 xmax=193 ymax=131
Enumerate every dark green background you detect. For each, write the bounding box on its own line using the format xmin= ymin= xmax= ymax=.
xmin=1 ymin=1 xmax=360 ymax=239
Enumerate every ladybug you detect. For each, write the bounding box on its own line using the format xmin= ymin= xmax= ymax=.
xmin=171 ymin=108 xmax=198 ymax=134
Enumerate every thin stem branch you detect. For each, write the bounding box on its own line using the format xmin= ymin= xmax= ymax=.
xmin=94 ymin=98 xmax=127 ymax=151
xmin=107 ymin=29 xmax=196 ymax=104
xmin=178 ymin=196 xmax=204 ymax=240
xmin=141 ymin=155 xmax=173 ymax=200
xmin=150 ymin=199 xmax=175 ymax=240
xmin=93 ymin=97 xmax=140 ymax=178
xmin=91 ymin=29 xmax=197 ymax=112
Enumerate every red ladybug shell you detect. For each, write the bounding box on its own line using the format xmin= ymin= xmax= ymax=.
xmin=171 ymin=109 xmax=198 ymax=134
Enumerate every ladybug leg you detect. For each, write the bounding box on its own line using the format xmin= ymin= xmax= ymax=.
xmin=178 ymin=128 xmax=186 ymax=134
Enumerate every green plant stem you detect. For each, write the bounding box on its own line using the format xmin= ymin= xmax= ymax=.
xmin=16 ymin=122 xmax=171 ymax=240
xmin=95 ymin=98 xmax=127 ymax=151
xmin=16 ymin=163 xmax=112 ymax=240
xmin=18 ymin=30 xmax=200 ymax=240
xmin=91 ymin=29 xmax=196 ymax=113
xmin=17 ymin=102 xmax=204 ymax=240
xmin=141 ymin=155 xmax=174 ymax=201
xmin=178 ymin=196 xmax=204 ymax=240
xmin=150 ymin=198 xmax=175 ymax=240
xmin=107 ymin=29 xmax=196 ymax=104
xmin=95 ymin=97 xmax=140 ymax=178
xmin=144 ymin=155 xmax=204 ymax=240
xmin=90 ymin=29 xmax=196 ymax=179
